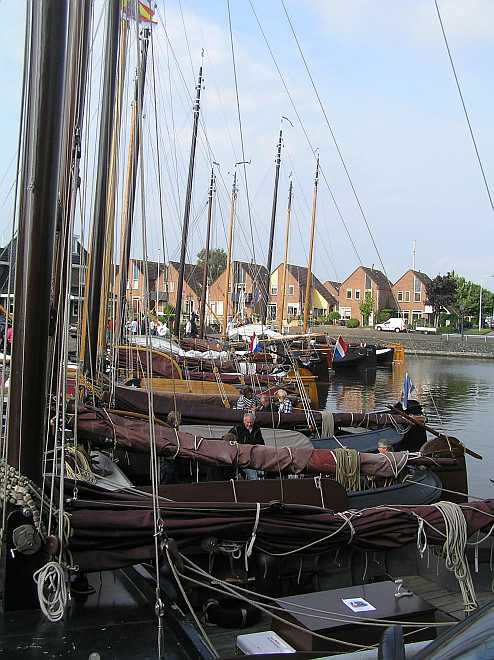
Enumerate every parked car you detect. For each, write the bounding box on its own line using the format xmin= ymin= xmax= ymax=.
xmin=374 ymin=317 xmax=406 ymax=333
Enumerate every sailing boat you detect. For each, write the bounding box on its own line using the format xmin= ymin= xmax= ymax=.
xmin=2 ymin=3 xmax=494 ymax=659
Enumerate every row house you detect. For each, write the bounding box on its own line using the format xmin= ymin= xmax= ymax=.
xmin=0 ymin=236 xmax=88 ymax=324
xmin=268 ymin=263 xmax=337 ymax=325
xmin=323 ymin=280 xmax=341 ymax=301
xmin=392 ymin=269 xmax=432 ymax=324
xmin=338 ymin=266 xmax=394 ymax=325
xmin=207 ymin=261 xmax=267 ymax=325
xmin=124 ymin=259 xmax=204 ymax=317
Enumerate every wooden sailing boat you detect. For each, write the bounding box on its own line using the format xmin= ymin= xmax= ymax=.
xmin=2 ymin=4 xmax=493 ymax=660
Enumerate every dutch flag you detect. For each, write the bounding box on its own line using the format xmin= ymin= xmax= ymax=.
xmin=333 ymin=335 xmax=348 ymax=361
xmin=249 ymin=332 xmax=261 ymax=353
xmin=402 ymin=372 xmax=415 ymax=410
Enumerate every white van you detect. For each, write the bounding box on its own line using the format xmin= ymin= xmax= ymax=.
xmin=375 ymin=317 xmax=407 ymax=333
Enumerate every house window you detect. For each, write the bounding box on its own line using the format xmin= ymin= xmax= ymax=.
xmin=168 ymin=281 xmax=174 ymax=293
xmin=397 ymin=291 xmax=403 ymax=302
xmin=132 ymin=263 xmax=140 ymax=288
xmin=287 ymin=304 xmax=298 ymax=317
xmin=412 ymin=310 xmax=422 ymax=323
xmin=414 ymin=276 xmax=421 ymax=302
xmin=346 ymin=289 xmax=352 ymax=299
xmin=365 ymin=274 xmax=372 ymax=290
xmin=339 ymin=307 xmax=351 ymax=320
xmin=355 ymin=289 xmax=361 ymax=300
xmin=404 ymin=291 xmax=410 ymax=302
xmin=72 ymin=237 xmax=79 ymax=255
xmin=287 ymin=285 xmax=294 ymax=295
xmin=271 ymin=286 xmax=278 ymax=295
xmin=267 ymin=304 xmax=277 ymax=320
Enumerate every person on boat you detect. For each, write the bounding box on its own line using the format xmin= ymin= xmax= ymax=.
xmin=190 ymin=313 xmax=198 ymax=338
xmin=185 ymin=318 xmax=192 ymax=336
xmin=377 ymin=438 xmax=393 ymax=454
xmin=5 ymin=325 xmax=13 ymax=354
xmin=0 ymin=304 xmax=7 ymax=342
xmin=235 ymin=386 xmax=259 ymax=411
xmin=229 ymin=412 xmax=264 ymax=480
xmin=275 ymin=389 xmax=293 ymax=414
xmin=229 ymin=412 xmax=264 ymax=446
xmin=255 ymin=393 xmax=272 ymax=412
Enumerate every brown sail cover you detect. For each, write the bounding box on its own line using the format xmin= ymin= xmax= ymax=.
xmin=76 ymin=406 xmax=452 ymax=476
xmin=66 ymin=484 xmax=494 ymax=572
xmin=114 ymin=384 xmax=406 ymax=430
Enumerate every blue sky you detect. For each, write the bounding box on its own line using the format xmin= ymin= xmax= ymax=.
xmin=0 ymin=1 xmax=493 ymax=288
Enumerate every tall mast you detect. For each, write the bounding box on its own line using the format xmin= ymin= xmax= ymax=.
xmin=261 ymin=127 xmax=283 ymax=326
xmin=278 ymin=177 xmax=293 ymax=332
xmin=97 ymin=16 xmax=130 ymax=355
xmin=303 ymin=156 xmax=320 ymax=334
xmin=173 ymin=63 xmax=203 ymax=337
xmin=115 ymin=27 xmax=150 ymax=340
xmin=222 ymin=170 xmax=238 ymax=338
xmin=199 ymin=166 xmax=216 ymax=338
xmin=82 ymin=0 xmax=120 ymax=375
xmin=7 ymin=0 xmax=69 ymax=481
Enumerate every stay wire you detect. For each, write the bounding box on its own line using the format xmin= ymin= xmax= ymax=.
xmin=248 ymin=0 xmax=362 ymax=265
xmin=226 ymin=0 xmax=256 ymax=264
xmin=434 ymin=0 xmax=494 ymax=216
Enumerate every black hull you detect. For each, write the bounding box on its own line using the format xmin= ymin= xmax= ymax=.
xmin=332 ymin=345 xmax=376 ymax=369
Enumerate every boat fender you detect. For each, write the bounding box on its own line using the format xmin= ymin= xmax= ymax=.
xmin=204 ymin=597 xmax=261 ymax=628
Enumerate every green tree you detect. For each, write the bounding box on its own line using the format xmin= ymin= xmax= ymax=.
xmin=426 ymin=273 xmax=457 ymax=327
xmin=197 ymin=248 xmax=227 ymax=285
xmin=359 ymin=292 xmax=374 ymax=326
xmin=328 ymin=310 xmax=341 ymax=325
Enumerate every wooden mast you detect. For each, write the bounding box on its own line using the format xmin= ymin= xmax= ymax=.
xmin=222 ymin=170 xmax=238 ymax=338
xmin=7 ymin=0 xmax=69 ymax=482
xmin=261 ymin=127 xmax=283 ymax=326
xmin=198 ymin=166 xmax=216 ymax=338
xmin=173 ymin=63 xmax=203 ymax=337
xmin=278 ymin=177 xmax=293 ymax=332
xmin=303 ymin=156 xmax=320 ymax=334
xmin=97 ymin=16 xmax=129 ymax=355
xmin=81 ymin=0 xmax=120 ymax=375
xmin=115 ymin=27 xmax=150 ymax=340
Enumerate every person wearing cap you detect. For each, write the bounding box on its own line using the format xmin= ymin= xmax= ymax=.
xmin=377 ymin=438 xmax=393 ymax=454
xmin=275 ymin=389 xmax=293 ymax=414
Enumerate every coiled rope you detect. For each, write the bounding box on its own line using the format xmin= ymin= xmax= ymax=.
xmin=330 ymin=448 xmax=360 ymax=491
xmin=33 ymin=561 xmax=68 ymax=622
xmin=432 ymin=501 xmax=478 ymax=612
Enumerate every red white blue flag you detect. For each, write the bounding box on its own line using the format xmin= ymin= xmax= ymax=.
xmin=333 ymin=335 xmax=348 ymax=361
xmin=249 ymin=332 xmax=261 ymax=353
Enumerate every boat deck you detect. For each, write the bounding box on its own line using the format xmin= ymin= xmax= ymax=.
xmin=403 ymin=575 xmax=494 ymax=621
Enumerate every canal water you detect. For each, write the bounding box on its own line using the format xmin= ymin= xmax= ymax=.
xmin=323 ymin=355 xmax=494 ymax=499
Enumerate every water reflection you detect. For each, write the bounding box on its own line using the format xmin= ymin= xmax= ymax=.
xmin=324 ymin=356 xmax=494 ymax=498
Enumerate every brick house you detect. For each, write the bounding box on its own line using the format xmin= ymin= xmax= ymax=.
xmin=0 ymin=236 xmax=88 ymax=324
xmin=338 ymin=266 xmax=394 ymax=325
xmin=323 ymin=280 xmax=341 ymax=301
xmin=207 ymin=261 xmax=267 ymax=326
xmin=158 ymin=261 xmax=204 ymax=317
xmin=392 ymin=269 xmax=432 ymax=325
xmin=269 ymin=263 xmax=337 ymax=325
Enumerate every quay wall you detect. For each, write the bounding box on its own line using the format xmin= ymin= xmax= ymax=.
xmin=294 ymin=326 xmax=494 ymax=359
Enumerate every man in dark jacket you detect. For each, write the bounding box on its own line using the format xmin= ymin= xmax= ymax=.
xmin=229 ymin=412 xmax=264 ymax=446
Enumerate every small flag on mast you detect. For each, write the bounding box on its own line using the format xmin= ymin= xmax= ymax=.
xmin=402 ymin=372 xmax=415 ymax=410
xmin=122 ymin=0 xmax=157 ymax=24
